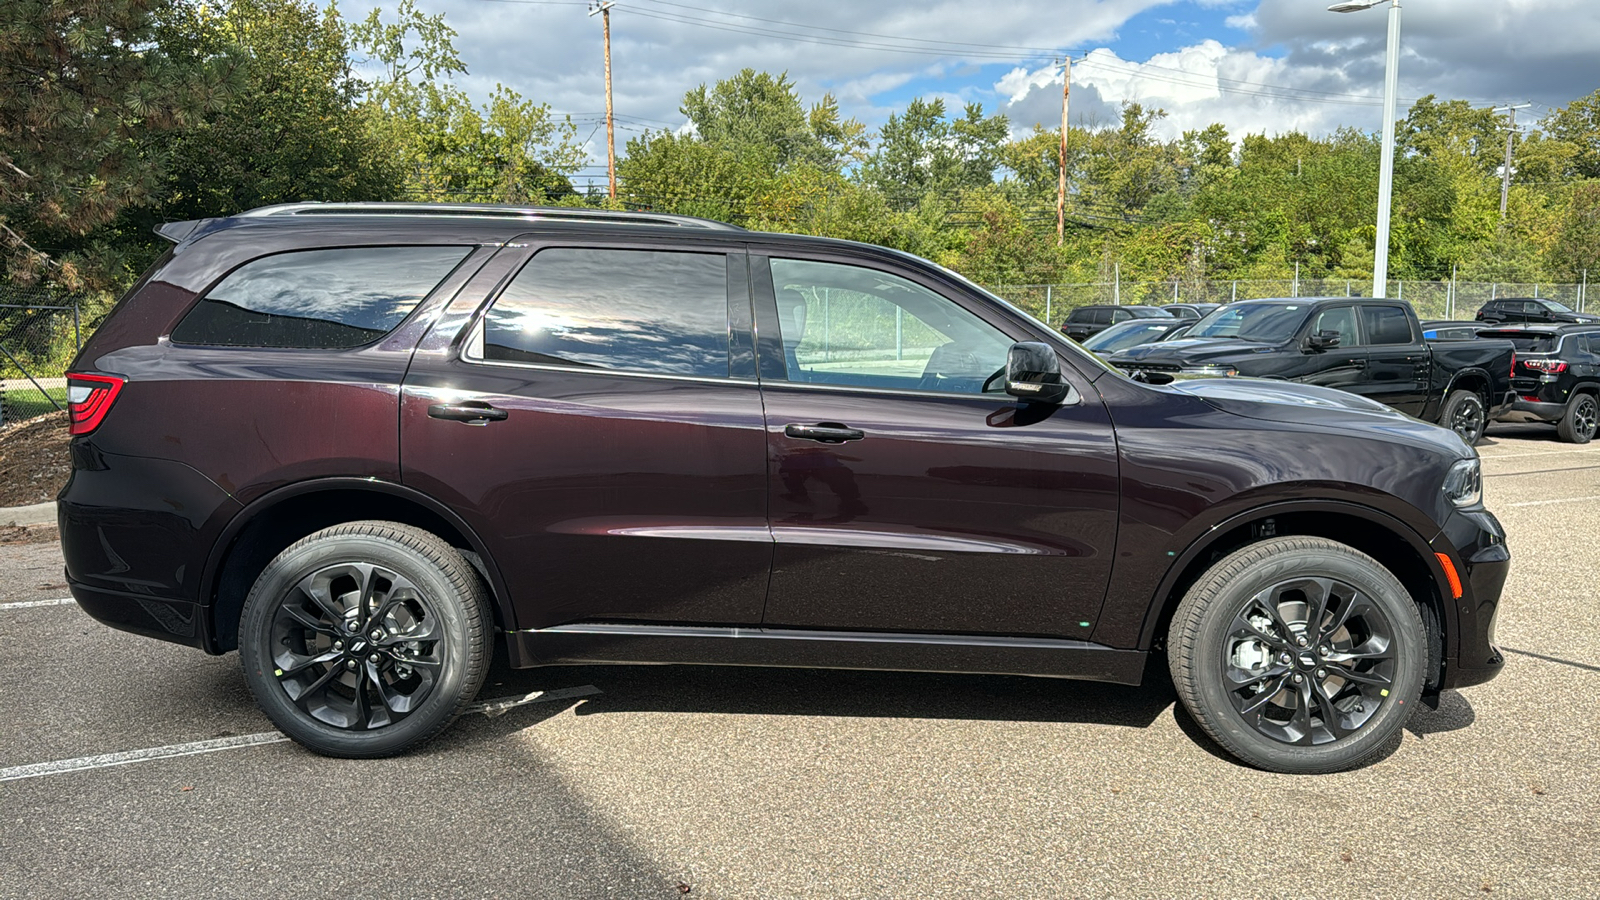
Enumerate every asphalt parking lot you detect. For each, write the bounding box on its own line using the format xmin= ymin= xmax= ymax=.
xmin=2 ymin=424 xmax=1597 ymax=899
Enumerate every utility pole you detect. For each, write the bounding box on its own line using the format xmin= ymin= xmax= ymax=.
xmin=589 ymin=1 xmax=617 ymax=199
xmin=1057 ymin=57 xmax=1071 ymax=246
xmin=1493 ymin=103 xmax=1530 ymax=219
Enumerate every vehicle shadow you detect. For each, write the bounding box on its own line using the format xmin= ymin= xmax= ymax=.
xmin=1405 ymin=690 xmax=1476 ymax=738
xmin=470 ymin=652 xmax=1179 ymax=731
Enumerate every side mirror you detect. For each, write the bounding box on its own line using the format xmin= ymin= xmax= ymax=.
xmin=1306 ymin=329 xmax=1342 ymax=350
xmin=1005 ymin=342 xmax=1072 ymax=405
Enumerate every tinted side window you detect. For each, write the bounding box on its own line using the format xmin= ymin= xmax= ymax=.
xmin=768 ymin=258 xmax=1012 ymax=395
xmin=173 ymin=246 xmax=470 ymax=349
xmin=1360 ymin=305 xmax=1413 ymax=345
xmin=478 ymin=248 xmax=730 ymax=378
xmin=1311 ymin=306 xmax=1361 ymax=346
xmin=1091 ymin=308 xmax=1113 ymax=325
xmin=1068 ymin=308 xmax=1093 ymax=323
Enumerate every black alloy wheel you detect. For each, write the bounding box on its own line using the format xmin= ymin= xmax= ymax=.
xmin=1558 ymin=393 xmax=1598 ymax=444
xmin=240 ymin=521 xmax=491 ymax=757
xmin=267 ymin=562 xmax=443 ymax=731
xmin=1218 ymin=577 xmax=1397 ymax=746
xmin=1442 ymin=389 xmax=1486 ymax=446
xmin=1169 ymin=537 xmax=1425 ymax=774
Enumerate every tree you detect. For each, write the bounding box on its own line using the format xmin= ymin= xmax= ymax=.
xmin=353 ymin=0 xmax=583 ymax=203
xmin=1541 ymin=89 xmax=1600 ymax=179
xmin=616 ymin=131 xmax=771 ymax=222
xmin=151 ymin=0 xmax=400 ymax=222
xmin=1551 ymin=183 xmax=1600 ymax=280
xmin=863 ymin=98 xmax=1009 ymax=207
xmin=0 ymin=0 xmax=237 ymax=286
xmin=681 ymin=69 xmax=863 ymax=171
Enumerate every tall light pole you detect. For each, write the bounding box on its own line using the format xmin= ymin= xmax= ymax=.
xmin=1330 ymin=0 xmax=1401 ymax=299
xmin=588 ymin=1 xmax=616 ymax=200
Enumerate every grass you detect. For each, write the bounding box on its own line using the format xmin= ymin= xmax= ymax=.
xmin=0 ymin=387 xmax=67 ymax=425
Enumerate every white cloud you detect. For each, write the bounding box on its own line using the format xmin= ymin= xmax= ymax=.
xmin=337 ymin=0 xmax=1600 ymax=174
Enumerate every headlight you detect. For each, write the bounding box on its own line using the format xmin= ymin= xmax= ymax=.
xmin=1442 ymin=458 xmax=1483 ymax=508
xmin=1180 ymin=364 xmax=1238 ymax=378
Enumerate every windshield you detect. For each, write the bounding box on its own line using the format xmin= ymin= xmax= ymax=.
xmin=1542 ymin=299 xmax=1575 ymax=312
xmin=1187 ymin=302 xmax=1309 ymax=343
xmin=1083 ymin=321 xmax=1178 ymax=352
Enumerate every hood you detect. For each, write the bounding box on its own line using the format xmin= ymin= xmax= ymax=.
xmin=1560 ymin=312 xmax=1600 ymax=323
xmin=1163 ymin=377 xmax=1472 ymax=456
xmin=1108 ymin=337 xmax=1281 ymax=366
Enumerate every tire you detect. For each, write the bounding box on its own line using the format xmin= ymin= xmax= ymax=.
xmin=1440 ymin=389 xmax=1487 ymax=446
xmin=239 ymin=521 xmax=493 ymax=758
xmin=1167 ymin=537 xmax=1426 ymax=774
xmin=1556 ymin=393 xmax=1598 ymax=444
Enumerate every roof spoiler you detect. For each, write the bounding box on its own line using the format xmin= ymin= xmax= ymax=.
xmin=154 ymin=219 xmax=214 ymax=244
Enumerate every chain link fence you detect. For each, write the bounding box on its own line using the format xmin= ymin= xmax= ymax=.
xmin=0 ymin=286 xmax=83 ymax=427
xmin=986 ymin=278 xmax=1594 ymax=330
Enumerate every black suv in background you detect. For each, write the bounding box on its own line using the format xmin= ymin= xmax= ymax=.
xmin=1483 ymin=324 xmax=1600 ymax=442
xmin=61 ymin=203 xmax=1508 ymax=774
xmin=1476 ymin=297 xmax=1600 ymax=325
xmin=1060 ymin=304 xmax=1173 ymax=341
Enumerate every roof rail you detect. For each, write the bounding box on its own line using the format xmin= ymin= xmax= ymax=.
xmin=234 ymin=202 xmax=744 ymax=231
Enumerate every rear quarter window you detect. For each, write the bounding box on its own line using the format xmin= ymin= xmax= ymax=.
xmin=171 ymin=246 xmax=471 ymax=349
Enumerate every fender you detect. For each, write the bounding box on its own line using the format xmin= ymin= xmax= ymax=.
xmin=196 ymin=476 xmax=519 ymax=660
xmin=1134 ymin=498 xmax=1458 ymax=655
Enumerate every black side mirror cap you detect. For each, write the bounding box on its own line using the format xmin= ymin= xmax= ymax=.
xmin=1005 ymin=342 xmax=1073 ymax=405
xmin=1306 ymin=329 xmax=1342 ymax=350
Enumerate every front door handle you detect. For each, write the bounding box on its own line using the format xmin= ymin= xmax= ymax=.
xmin=428 ymin=401 xmax=509 ymax=423
xmin=784 ymin=422 xmax=865 ymax=443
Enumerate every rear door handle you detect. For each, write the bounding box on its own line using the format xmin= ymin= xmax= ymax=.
xmin=784 ymin=423 xmax=865 ymax=443
xmin=428 ymin=401 xmax=509 ymax=423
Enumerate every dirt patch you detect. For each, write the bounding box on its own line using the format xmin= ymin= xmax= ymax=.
xmin=0 ymin=411 xmax=70 ymax=507
xmin=0 ymin=524 xmax=59 ymax=545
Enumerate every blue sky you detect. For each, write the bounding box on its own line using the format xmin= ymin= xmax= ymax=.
xmin=338 ymin=0 xmax=1600 ymax=181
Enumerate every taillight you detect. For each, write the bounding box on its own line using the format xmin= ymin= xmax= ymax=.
xmin=1509 ymin=351 xmax=1515 ymax=378
xmin=66 ymin=373 xmax=125 ymax=436
xmin=1522 ymin=358 xmax=1568 ymax=374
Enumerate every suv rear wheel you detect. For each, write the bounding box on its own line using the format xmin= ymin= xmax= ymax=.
xmin=1168 ymin=537 xmax=1425 ymax=773
xmin=238 ymin=521 xmax=492 ymax=758
xmin=1556 ymin=393 xmax=1598 ymax=444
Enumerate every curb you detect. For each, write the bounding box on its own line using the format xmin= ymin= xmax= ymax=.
xmin=0 ymin=501 xmax=56 ymax=528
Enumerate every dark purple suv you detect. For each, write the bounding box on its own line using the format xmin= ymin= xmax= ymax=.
xmin=61 ymin=203 xmax=1508 ymax=773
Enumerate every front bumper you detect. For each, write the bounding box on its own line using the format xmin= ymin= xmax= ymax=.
xmin=1432 ymin=507 xmax=1509 ymax=690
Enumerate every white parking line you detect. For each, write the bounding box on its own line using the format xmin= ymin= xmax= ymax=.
xmin=0 ymin=732 xmax=289 ymax=782
xmin=0 ymin=686 xmax=602 ymax=782
xmin=0 ymin=597 xmax=75 ymax=611
xmin=1504 ymin=494 xmax=1600 ymax=508
xmin=1479 ymin=446 xmax=1600 ymax=461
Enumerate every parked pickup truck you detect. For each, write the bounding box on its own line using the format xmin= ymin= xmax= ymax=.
xmin=1107 ymin=297 xmax=1515 ymax=444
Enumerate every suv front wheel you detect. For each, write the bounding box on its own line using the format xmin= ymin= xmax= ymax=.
xmin=1168 ymin=537 xmax=1426 ymax=773
xmin=238 ymin=521 xmax=493 ymax=758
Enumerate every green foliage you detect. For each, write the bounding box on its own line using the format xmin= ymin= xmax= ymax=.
xmin=152 ymin=0 xmax=400 ymax=220
xmin=1551 ymin=183 xmax=1600 ymax=280
xmin=1542 ymin=89 xmax=1600 ymax=179
xmin=353 ymin=0 xmax=583 ymax=202
xmin=863 ymin=98 xmax=1010 ymax=208
xmin=681 ymin=69 xmax=864 ymax=172
xmin=1 ymin=0 xmax=239 ymax=287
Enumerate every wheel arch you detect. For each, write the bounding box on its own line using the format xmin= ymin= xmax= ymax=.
xmin=199 ymin=478 xmax=516 ymax=658
xmin=1443 ymin=368 xmax=1491 ymax=404
xmin=1139 ymin=500 xmax=1453 ymax=691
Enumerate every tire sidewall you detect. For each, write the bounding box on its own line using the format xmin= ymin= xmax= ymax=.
xmin=239 ymin=532 xmax=479 ymax=757
xmin=1444 ymin=390 xmax=1485 ymax=445
xmin=1563 ymin=394 xmax=1597 ymax=444
xmin=1186 ymin=546 xmax=1426 ymax=773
